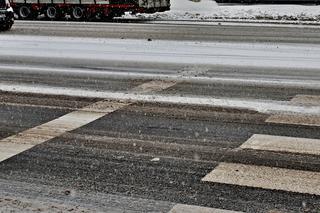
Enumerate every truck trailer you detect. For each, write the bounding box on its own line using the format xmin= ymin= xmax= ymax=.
xmin=9 ymin=0 xmax=170 ymax=21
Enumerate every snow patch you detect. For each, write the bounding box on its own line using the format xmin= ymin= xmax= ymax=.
xmin=126 ymin=0 xmax=320 ymax=22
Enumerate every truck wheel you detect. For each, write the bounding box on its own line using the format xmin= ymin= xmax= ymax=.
xmin=18 ymin=6 xmax=37 ymax=19
xmin=71 ymin=6 xmax=85 ymax=21
xmin=45 ymin=6 xmax=60 ymax=20
xmin=18 ymin=6 xmax=32 ymax=19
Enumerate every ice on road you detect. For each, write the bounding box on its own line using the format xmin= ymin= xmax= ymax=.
xmin=1 ymin=35 xmax=320 ymax=69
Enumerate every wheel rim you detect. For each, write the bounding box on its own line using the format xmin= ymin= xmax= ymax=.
xmin=19 ymin=6 xmax=30 ymax=18
xmin=72 ymin=7 xmax=83 ymax=19
xmin=47 ymin=7 xmax=57 ymax=19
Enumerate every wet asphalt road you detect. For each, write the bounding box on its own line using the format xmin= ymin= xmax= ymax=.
xmin=3 ymin=20 xmax=320 ymax=43
xmin=0 ymin=21 xmax=320 ymax=212
xmin=0 ymin=92 xmax=320 ymax=212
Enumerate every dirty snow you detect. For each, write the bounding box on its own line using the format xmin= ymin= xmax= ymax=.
xmin=128 ymin=0 xmax=320 ymax=22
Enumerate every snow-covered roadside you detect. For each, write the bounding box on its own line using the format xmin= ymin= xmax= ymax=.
xmin=125 ymin=0 xmax=320 ymax=22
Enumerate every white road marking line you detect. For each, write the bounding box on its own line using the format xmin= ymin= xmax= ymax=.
xmin=168 ymin=204 xmax=243 ymax=213
xmin=80 ymin=100 xmax=129 ymax=113
xmin=0 ymin=143 xmax=34 ymax=162
xmin=240 ymin=134 xmax=320 ymax=156
xmin=266 ymin=95 xmax=320 ymax=127
xmin=0 ymin=80 xmax=177 ymax=162
xmin=0 ymin=103 xmax=128 ymax=162
xmin=1 ymin=83 xmax=320 ymax=115
xmin=266 ymin=114 xmax=320 ymax=127
xmin=290 ymin=95 xmax=320 ymax=106
xmin=202 ymin=162 xmax=320 ymax=195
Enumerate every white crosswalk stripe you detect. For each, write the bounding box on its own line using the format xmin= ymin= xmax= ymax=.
xmin=290 ymin=95 xmax=320 ymax=105
xmin=240 ymin=134 xmax=320 ymax=156
xmin=168 ymin=204 xmax=243 ymax=213
xmin=202 ymin=94 xmax=320 ymax=196
xmin=202 ymin=162 xmax=320 ymax=195
xmin=266 ymin=114 xmax=320 ymax=127
xmin=0 ymin=80 xmax=176 ymax=163
xmin=0 ymin=102 xmax=128 ymax=162
xmin=267 ymin=95 xmax=320 ymax=127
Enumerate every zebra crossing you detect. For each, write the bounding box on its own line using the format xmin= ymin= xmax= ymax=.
xmin=171 ymin=94 xmax=320 ymax=212
xmin=1 ymin=20 xmax=320 ymax=213
xmin=0 ymin=89 xmax=319 ymax=212
xmin=201 ymin=95 xmax=320 ymax=199
xmin=0 ymin=80 xmax=177 ymax=163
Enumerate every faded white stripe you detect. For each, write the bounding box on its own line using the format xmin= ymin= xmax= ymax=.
xmin=0 ymin=143 xmax=34 ymax=162
xmin=266 ymin=95 xmax=320 ymax=127
xmin=168 ymin=204 xmax=242 ymax=213
xmin=202 ymin=163 xmax=320 ymax=195
xmin=266 ymin=113 xmax=320 ymax=127
xmin=1 ymin=83 xmax=320 ymax=115
xmin=240 ymin=134 xmax=320 ymax=156
xmin=0 ymin=103 xmax=128 ymax=162
xmin=291 ymin=95 xmax=320 ymax=106
xmin=131 ymin=80 xmax=177 ymax=93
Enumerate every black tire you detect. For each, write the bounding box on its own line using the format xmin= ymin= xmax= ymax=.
xmin=18 ymin=5 xmax=37 ymax=20
xmin=4 ymin=23 xmax=13 ymax=31
xmin=71 ymin=6 xmax=85 ymax=21
xmin=0 ymin=23 xmax=13 ymax=31
xmin=45 ymin=6 xmax=60 ymax=20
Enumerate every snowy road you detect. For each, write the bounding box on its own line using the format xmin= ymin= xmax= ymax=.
xmin=1 ymin=35 xmax=320 ymax=69
xmin=6 ymin=20 xmax=320 ymax=43
xmin=1 ymin=23 xmax=320 ymax=212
